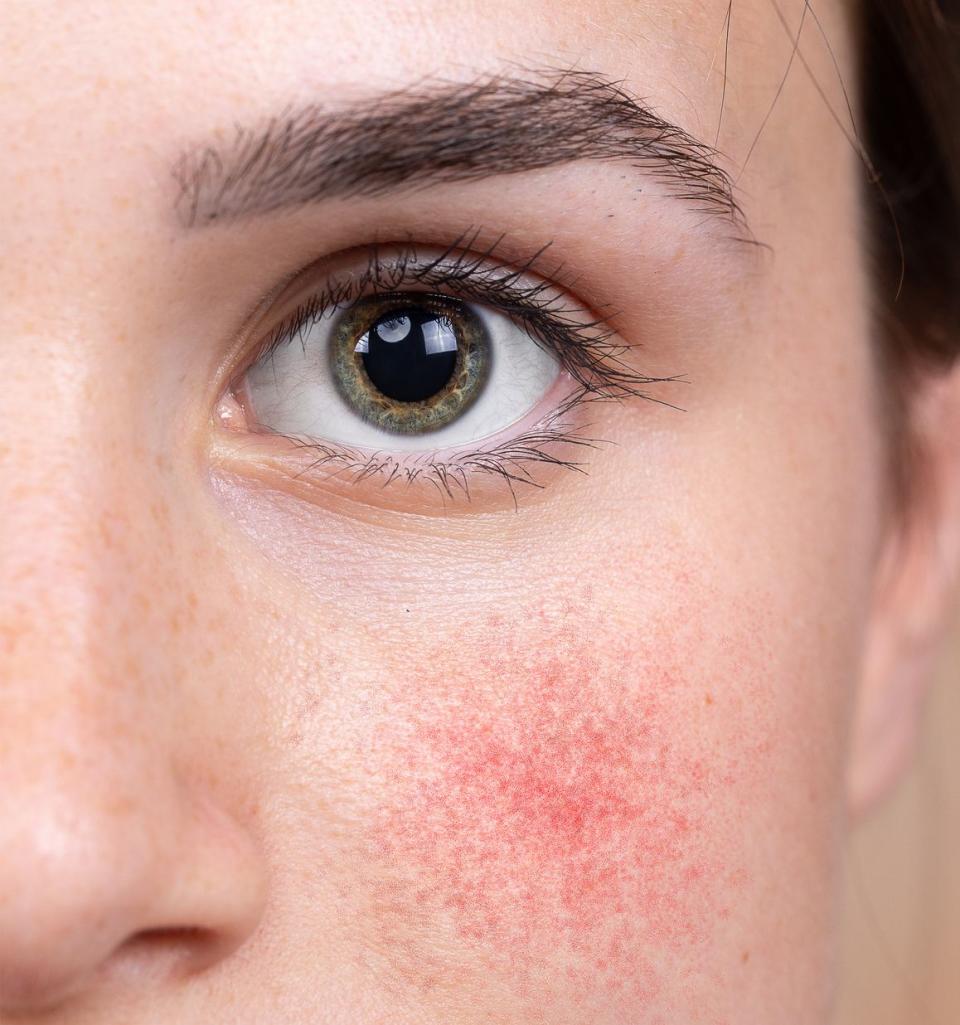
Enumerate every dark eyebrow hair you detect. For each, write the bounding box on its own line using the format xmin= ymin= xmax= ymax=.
xmin=174 ymin=67 xmax=750 ymax=240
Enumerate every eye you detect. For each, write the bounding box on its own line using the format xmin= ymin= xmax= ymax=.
xmin=238 ymin=287 xmax=560 ymax=453
xmin=216 ymin=240 xmax=668 ymax=509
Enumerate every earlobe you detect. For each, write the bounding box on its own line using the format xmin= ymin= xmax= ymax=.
xmin=847 ymin=593 xmax=935 ymax=818
xmin=847 ymin=365 xmax=960 ymax=819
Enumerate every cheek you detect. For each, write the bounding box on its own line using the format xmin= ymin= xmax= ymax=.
xmin=364 ymin=595 xmax=772 ymax=1006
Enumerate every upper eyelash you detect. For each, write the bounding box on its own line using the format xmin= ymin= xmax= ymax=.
xmin=253 ymin=229 xmax=677 ymax=405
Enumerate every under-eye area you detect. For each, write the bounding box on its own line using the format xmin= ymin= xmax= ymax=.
xmin=214 ymin=237 xmax=681 ymax=511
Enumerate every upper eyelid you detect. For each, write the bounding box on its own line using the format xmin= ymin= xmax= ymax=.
xmin=243 ymin=237 xmax=662 ymax=402
xmin=270 ymin=246 xmax=596 ymax=352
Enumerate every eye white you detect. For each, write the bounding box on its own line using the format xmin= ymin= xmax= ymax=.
xmin=243 ymin=302 xmax=560 ymax=452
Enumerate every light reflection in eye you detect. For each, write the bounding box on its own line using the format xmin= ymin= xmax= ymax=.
xmin=373 ymin=315 xmax=411 ymax=344
xmin=420 ymin=318 xmax=458 ymax=356
xmin=351 ymin=303 xmax=474 ymax=412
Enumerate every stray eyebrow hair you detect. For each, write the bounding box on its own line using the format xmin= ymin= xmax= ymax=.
xmin=174 ymin=67 xmax=750 ymax=240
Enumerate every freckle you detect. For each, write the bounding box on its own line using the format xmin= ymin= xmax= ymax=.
xmin=104 ymin=795 xmax=136 ymax=817
xmin=742 ymin=950 xmax=751 ymax=964
xmin=705 ymin=692 xmax=714 ymax=705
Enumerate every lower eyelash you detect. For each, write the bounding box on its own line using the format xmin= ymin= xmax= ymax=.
xmin=272 ymin=390 xmax=606 ymax=510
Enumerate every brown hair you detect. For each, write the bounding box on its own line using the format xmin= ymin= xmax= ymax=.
xmin=863 ymin=0 xmax=960 ymax=369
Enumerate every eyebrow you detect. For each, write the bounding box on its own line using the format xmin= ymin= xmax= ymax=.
xmin=174 ymin=67 xmax=750 ymax=240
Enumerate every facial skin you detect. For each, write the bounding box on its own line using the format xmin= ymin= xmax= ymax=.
xmin=1 ymin=1 xmax=959 ymax=1023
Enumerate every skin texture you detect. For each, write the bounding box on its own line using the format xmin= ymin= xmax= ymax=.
xmin=363 ymin=598 xmax=773 ymax=1014
xmin=1 ymin=1 xmax=959 ymax=1023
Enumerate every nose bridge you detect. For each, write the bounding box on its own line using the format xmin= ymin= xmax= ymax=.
xmin=0 ymin=308 xmax=168 ymax=671
xmin=0 ymin=318 xmax=179 ymax=844
xmin=0 ymin=323 xmax=190 ymax=832
xmin=0 ymin=286 xmax=188 ymax=806
xmin=0 ymin=459 xmax=173 ymax=767
xmin=0 ymin=385 xmax=153 ymax=697
xmin=0 ymin=57 xmax=184 ymax=667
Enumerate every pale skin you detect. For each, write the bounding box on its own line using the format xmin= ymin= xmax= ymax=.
xmin=1 ymin=1 xmax=959 ymax=1023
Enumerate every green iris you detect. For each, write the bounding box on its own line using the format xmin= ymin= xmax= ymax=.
xmin=330 ymin=294 xmax=490 ymax=435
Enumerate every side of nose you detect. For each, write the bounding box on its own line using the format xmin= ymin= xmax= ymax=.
xmin=0 ymin=444 xmax=267 ymax=1014
xmin=0 ymin=756 xmax=266 ymax=1012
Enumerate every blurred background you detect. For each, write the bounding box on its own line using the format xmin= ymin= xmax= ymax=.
xmin=837 ymin=611 xmax=960 ymax=1024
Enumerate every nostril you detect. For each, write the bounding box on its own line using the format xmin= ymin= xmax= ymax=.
xmin=0 ymin=931 xmax=215 ymax=1015
xmin=104 ymin=927 xmax=223 ymax=986
xmin=0 ymin=785 xmax=265 ymax=1014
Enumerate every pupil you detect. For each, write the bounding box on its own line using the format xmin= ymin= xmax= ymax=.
xmin=359 ymin=307 xmax=458 ymax=402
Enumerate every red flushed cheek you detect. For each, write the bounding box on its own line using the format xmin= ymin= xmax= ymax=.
xmin=367 ymin=608 xmax=761 ymax=1001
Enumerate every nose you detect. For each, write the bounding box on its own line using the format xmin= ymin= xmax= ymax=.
xmin=0 ymin=452 xmax=266 ymax=1014
xmin=0 ymin=753 xmax=266 ymax=1012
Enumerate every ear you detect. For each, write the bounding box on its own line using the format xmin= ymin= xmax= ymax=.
xmin=848 ymin=363 xmax=960 ymax=818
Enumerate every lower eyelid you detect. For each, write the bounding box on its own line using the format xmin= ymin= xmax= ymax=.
xmin=212 ymin=375 xmax=601 ymax=514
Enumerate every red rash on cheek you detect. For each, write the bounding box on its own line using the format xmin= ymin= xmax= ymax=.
xmin=367 ymin=607 xmax=759 ymax=1003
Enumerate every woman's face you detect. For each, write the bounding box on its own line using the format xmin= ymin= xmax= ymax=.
xmin=3 ymin=1 xmax=954 ymax=1022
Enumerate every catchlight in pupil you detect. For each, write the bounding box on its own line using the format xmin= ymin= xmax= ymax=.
xmin=358 ymin=307 xmax=459 ymax=402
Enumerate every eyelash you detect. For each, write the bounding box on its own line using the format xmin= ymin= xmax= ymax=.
xmin=235 ymin=232 xmax=675 ymax=507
